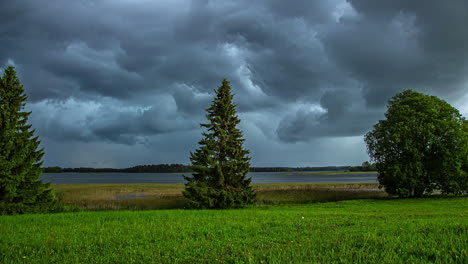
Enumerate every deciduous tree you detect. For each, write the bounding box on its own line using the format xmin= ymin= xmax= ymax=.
xmin=365 ymin=90 xmax=468 ymax=197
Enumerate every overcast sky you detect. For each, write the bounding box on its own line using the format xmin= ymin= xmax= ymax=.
xmin=1 ymin=0 xmax=467 ymax=168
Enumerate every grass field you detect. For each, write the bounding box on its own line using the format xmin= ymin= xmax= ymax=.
xmin=51 ymin=182 xmax=386 ymax=210
xmin=1 ymin=197 xmax=467 ymax=263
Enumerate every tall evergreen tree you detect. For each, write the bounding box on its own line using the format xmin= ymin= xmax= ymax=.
xmin=0 ymin=66 xmax=57 ymax=214
xmin=183 ymin=79 xmax=255 ymax=208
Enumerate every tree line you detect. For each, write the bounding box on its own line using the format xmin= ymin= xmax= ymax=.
xmin=44 ymin=165 xmax=374 ymax=173
xmin=43 ymin=164 xmax=192 ymax=173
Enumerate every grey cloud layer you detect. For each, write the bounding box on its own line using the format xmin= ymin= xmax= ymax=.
xmin=1 ymin=0 xmax=467 ymax=151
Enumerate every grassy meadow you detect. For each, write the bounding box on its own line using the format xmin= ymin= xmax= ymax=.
xmin=1 ymin=197 xmax=467 ymax=263
xmin=51 ymin=182 xmax=386 ymax=210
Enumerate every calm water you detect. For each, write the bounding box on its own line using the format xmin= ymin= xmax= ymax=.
xmin=40 ymin=172 xmax=378 ymax=184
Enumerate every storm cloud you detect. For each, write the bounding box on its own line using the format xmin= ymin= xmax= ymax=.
xmin=1 ymin=0 xmax=467 ymax=167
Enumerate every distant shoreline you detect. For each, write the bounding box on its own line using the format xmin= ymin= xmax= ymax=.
xmin=283 ymin=171 xmax=378 ymax=176
xmin=43 ymin=164 xmax=375 ymax=173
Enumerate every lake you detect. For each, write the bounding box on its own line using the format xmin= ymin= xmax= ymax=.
xmin=40 ymin=172 xmax=378 ymax=184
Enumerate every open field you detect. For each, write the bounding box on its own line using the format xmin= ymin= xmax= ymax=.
xmin=1 ymin=197 xmax=467 ymax=263
xmin=52 ymin=183 xmax=386 ymax=210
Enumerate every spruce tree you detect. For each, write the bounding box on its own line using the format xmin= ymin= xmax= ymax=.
xmin=183 ymin=79 xmax=255 ymax=208
xmin=0 ymin=66 xmax=57 ymax=214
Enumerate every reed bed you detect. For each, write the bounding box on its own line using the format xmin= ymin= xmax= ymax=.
xmin=52 ymin=183 xmax=386 ymax=210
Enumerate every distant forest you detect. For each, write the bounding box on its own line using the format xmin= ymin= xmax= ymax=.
xmin=43 ymin=164 xmax=376 ymax=173
xmin=44 ymin=164 xmax=192 ymax=173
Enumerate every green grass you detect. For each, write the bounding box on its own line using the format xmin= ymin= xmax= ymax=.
xmin=1 ymin=197 xmax=467 ymax=263
xmin=52 ymin=183 xmax=385 ymax=210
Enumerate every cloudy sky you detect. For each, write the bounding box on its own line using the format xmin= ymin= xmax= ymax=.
xmin=1 ymin=0 xmax=467 ymax=168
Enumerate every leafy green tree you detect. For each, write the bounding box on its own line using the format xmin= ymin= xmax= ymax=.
xmin=365 ymin=90 xmax=468 ymax=197
xmin=0 ymin=66 xmax=57 ymax=214
xmin=183 ymin=79 xmax=255 ymax=208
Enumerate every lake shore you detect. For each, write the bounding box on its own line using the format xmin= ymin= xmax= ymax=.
xmin=42 ymin=171 xmax=379 ymax=184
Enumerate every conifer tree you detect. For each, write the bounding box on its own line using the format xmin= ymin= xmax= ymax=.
xmin=183 ymin=79 xmax=255 ymax=208
xmin=0 ymin=66 xmax=57 ymax=214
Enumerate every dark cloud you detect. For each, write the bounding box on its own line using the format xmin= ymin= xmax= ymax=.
xmin=324 ymin=0 xmax=468 ymax=105
xmin=28 ymin=96 xmax=198 ymax=145
xmin=276 ymin=88 xmax=383 ymax=142
xmin=1 ymin=0 xmax=467 ymax=167
xmin=320 ymin=90 xmax=353 ymax=121
xmin=266 ymin=0 xmax=337 ymax=23
xmin=277 ymin=106 xmax=382 ymax=142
